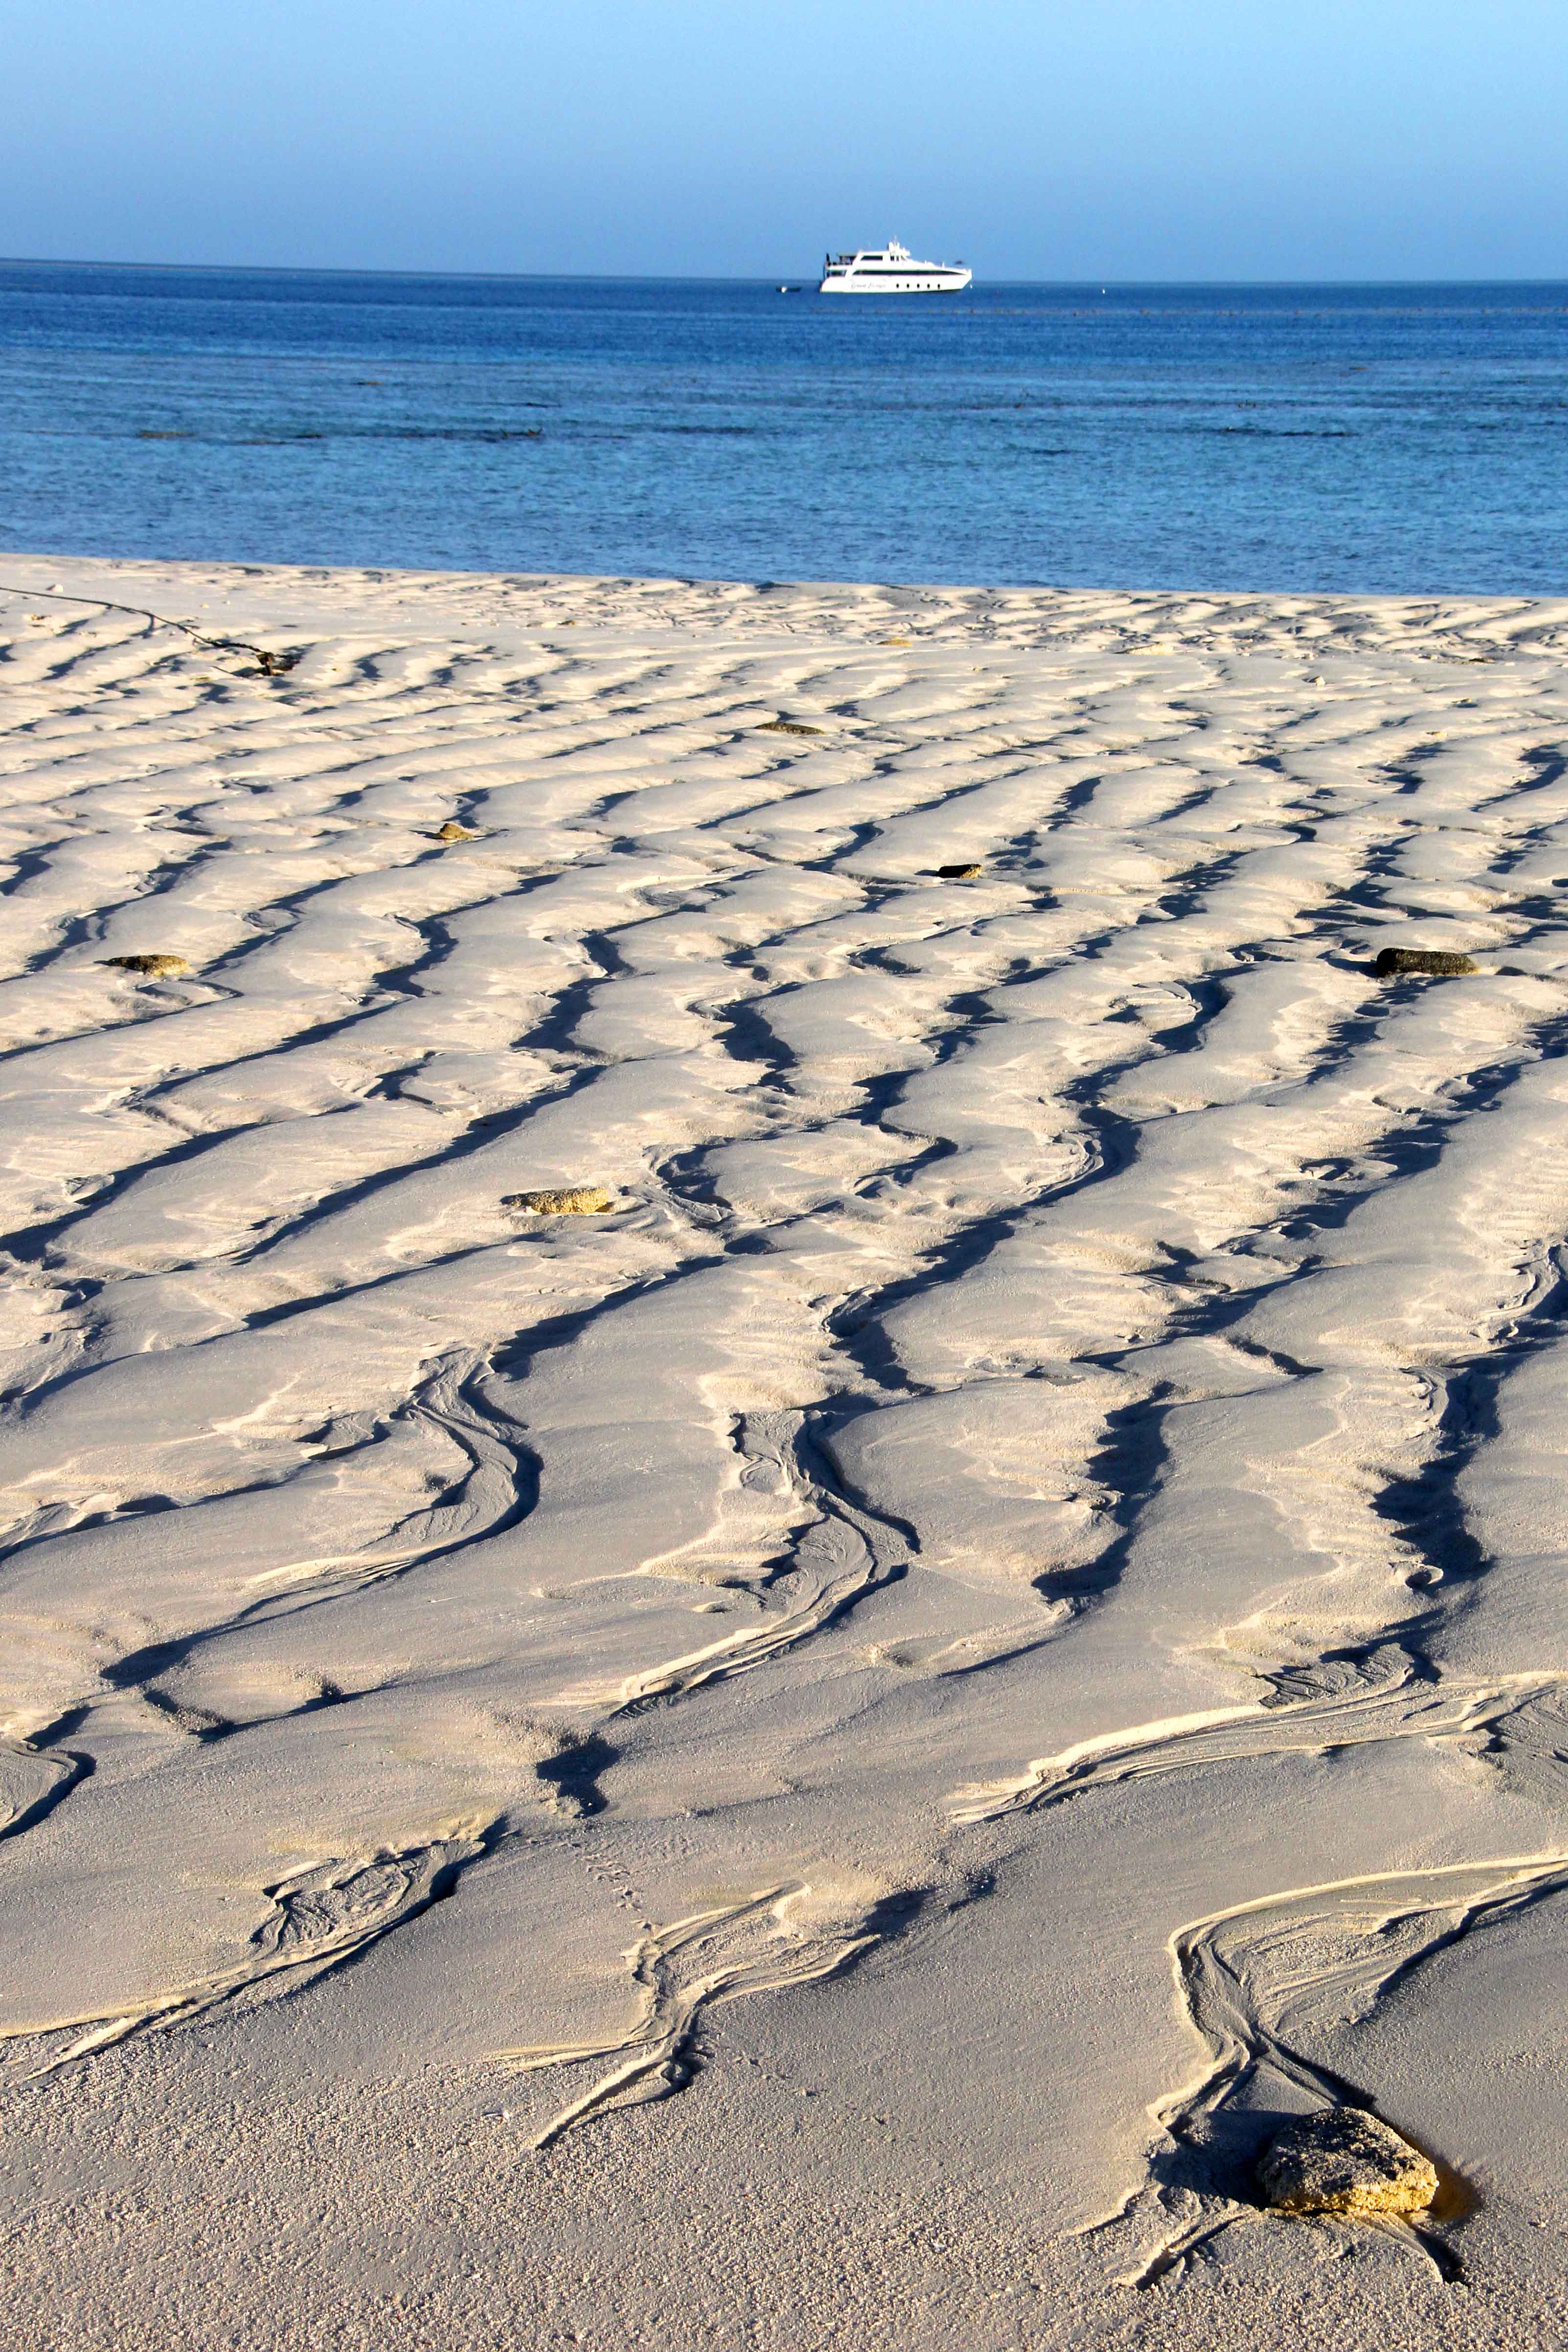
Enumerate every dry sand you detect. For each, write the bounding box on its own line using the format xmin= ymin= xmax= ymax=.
xmin=4 ymin=552 xmax=1568 ymax=2348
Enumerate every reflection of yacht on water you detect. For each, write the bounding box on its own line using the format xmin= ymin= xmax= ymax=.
xmin=818 ymin=240 xmax=972 ymax=294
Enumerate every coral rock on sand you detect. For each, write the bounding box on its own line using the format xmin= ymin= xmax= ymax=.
xmin=101 ymin=953 xmax=191 ymax=978
xmin=1257 ymin=2109 xmax=1439 ymax=2217
xmin=936 ymin=862 xmax=984 ymax=880
xmin=1375 ymin=946 xmax=1479 ymax=977
xmin=434 ymin=820 xmax=477 ymax=841
xmin=505 ymin=1186 xmax=615 ymax=1216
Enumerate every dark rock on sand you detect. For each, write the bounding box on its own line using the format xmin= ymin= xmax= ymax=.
xmin=101 ymin=953 xmax=191 ymax=978
xmin=505 ymin=1186 xmax=615 ymax=1216
xmin=1257 ymin=2108 xmax=1438 ymax=2217
xmin=936 ymin=862 xmax=984 ymax=880
xmin=1375 ymin=947 xmax=1479 ymax=977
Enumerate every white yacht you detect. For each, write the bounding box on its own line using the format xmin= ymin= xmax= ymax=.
xmin=818 ymin=240 xmax=972 ymax=294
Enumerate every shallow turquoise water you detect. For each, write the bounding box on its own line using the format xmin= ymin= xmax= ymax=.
xmin=2 ymin=262 xmax=1566 ymax=592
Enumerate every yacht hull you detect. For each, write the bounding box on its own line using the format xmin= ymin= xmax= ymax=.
xmin=818 ymin=270 xmax=971 ymax=294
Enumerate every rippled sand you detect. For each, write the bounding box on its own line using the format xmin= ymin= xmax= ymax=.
xmin=5 ymin=553 xmax=1568 ymax=2348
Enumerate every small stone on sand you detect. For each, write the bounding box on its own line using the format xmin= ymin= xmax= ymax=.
xmin=101 ymin=953 xmax=191 ymax=978
xmin=1375 ymin=946 xmax=1478 ymax=977
xmin=435 ymin=820 xmax=477 ymax=841
xmin=936 ymin=862 xmax=984 ymax=880
xmin=756 ymin=720 xmax=824 ymax=736
xmin=1257 ymin=2108 xmax=1438 ymax=2218
xmin=505 ymin=1186 xmax=615 ymax=1216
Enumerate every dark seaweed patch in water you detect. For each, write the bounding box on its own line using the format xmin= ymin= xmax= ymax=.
xmin=1199 ymin=425 xmax=1356 ymax=438
xmin=361 ymin=425 xmax=544 ymax=442
xmin=231 ymin=426 xmax=543 ymax=446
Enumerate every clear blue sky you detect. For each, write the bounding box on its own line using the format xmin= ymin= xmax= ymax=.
xmin=5 ymin=0 xmax=1566 ymax=279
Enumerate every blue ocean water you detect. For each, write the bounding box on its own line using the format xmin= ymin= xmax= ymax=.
xmin=2 ymin=261 xmax=1567 ymax=594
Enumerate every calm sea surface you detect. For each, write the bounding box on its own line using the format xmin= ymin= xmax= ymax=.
xmin=2 ymin=262 xmax=1567 ymax=594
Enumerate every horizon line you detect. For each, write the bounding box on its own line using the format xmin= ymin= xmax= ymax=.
xmin=4 ymin=255 xmax=1568 ymax=291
